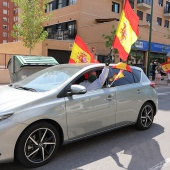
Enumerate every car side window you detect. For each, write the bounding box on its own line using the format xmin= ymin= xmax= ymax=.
xmin=132 ymin=69 xmax=141 ymax=83
xmin=108 ymin=68 xmax=136 ymax=87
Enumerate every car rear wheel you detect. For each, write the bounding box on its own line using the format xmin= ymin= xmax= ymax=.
xmin=15 ymin=122 xmax=59 ymax=168
xmin=136 ymin=102 xmax=154 ymax=130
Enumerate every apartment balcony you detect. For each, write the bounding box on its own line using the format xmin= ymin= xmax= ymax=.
xmin=47 ymin=29 xmax=77 ymax=41
xmin=137 ymin=0 xmax=151 ymax=10
xmin=164 ymin=7 xmax=170 ymax=18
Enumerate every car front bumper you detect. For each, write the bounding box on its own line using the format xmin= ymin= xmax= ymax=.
xmin=0 ymin=119 xmax=27 ymax=163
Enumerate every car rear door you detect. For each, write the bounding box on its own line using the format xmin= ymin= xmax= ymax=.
xmin=65 ymin=87 xmax=116 ymax=140
xmin=108 ymin=68 xmax=143 ymax=127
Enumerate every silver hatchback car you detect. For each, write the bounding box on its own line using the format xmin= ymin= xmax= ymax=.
xmin=0 ymin=63 xmax=158 ymax=168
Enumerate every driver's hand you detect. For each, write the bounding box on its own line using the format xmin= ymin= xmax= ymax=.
xmin=105 ymin=57 xmax=111 ymax=66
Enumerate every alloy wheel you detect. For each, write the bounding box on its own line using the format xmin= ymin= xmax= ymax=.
xmin=140 ymin=105 xmax=153 ymax=128
xmin=24 ymin=128 xmax=56 ymax=163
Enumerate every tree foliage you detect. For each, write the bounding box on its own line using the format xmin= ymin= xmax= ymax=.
xmin=102 ymin=25 xmax=118 ymax=57
xmin=11 ymin=0 xmax=51 ymax=55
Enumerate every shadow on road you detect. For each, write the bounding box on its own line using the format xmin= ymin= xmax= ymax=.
xmin=0 ymin=123 xmax=164 ymax=170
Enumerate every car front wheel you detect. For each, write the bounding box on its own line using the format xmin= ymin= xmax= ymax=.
xmin=136 ymin=102 xmax=154 ymax=130
xmin=15 ymin=121 xmax=59 ymax=168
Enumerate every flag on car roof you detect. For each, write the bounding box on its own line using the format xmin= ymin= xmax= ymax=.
xmin=69 ymin=35 xmax=94 ymax=63
xmin=112 ymin=0 xmax=139 ymax=61
xmin=112 ymin=62 xmax=132 ymax=72
xmin=161 ymin=62 xmax=170 ymax=73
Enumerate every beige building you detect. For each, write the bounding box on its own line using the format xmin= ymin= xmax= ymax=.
xmin=0 ymin=0 xmax=170 ymax=83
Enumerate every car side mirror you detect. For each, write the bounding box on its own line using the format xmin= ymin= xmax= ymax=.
xmin=67 ymin=85 xmax=87 ymax=96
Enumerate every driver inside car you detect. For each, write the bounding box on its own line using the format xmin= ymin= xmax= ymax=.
xmin=79 ymin=57 xmax=110 ymax=91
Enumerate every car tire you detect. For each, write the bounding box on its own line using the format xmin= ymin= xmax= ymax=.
xmin=135 ymin=102 xmax=154 ymax=130
xmin=15 ymin=121 xmax=59 ymax=168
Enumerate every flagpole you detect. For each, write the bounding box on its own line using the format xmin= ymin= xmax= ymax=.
xmin=108 ymin=79 xmax=115 ymax=87
xmin=147 ymin=0 xmax=154 ymax=78
xmin=107 ymin=46 xmax=113 ymax=62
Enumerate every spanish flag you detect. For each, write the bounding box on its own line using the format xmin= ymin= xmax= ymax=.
xmin=109 ymin=70 xmax=125 ymax=87
xmin=113 ymin=62 xmax=132 ymax=72
xmin=112 ymin=0 xmax=139 ymax=61
xmin=69 ymin=35 xmax=94 ymax=63
xmin=114 ymin=70 xmax=125 ymax=81
xmin=161 ymin=62 xmax=170 ymax=73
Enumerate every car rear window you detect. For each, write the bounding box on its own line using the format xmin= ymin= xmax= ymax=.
xmin=108 ymin=68 xmax=136 ymax=87
xmin=132 ymin=68 xmax=141 ymax=83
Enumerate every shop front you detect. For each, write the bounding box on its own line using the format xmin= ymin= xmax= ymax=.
xmin=129 ymin=40 xmax=170 ymax=73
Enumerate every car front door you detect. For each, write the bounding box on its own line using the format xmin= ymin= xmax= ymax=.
xmin=65 ymin=87 xmax=116 ymax=139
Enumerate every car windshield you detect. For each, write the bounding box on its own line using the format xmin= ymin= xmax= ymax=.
xmin=13 ymin=65 xmax=82 ymax=92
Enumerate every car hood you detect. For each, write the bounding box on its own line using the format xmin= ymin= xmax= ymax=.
xmin=0 ymin=85 xmax=44 ymax=111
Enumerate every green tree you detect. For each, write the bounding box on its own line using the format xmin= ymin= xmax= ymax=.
xmin=11 ymin=0 xmax=51 ymax=55
xmin=102 ymin=25 xmax=118 ymax=61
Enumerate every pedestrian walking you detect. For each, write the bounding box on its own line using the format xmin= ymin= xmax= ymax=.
xmin=152 ymin=61 xmax=157 ymax=81
xmin=155 ymin=63 xmax=162 ymax=86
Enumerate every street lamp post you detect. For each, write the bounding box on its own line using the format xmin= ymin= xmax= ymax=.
xmin=147 ymin=0 xmax=154 ymax=78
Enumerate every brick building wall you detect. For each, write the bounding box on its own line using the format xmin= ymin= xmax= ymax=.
xmin=0 ymin=0 xmax=18 ymax=44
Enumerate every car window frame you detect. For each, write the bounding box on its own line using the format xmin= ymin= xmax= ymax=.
xmin=57 ymin=66 xmax=105 ymax=98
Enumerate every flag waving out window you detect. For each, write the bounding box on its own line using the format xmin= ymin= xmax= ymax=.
xmin=112 ymin=0 xmax=139 ymax=61
xmin=69 ymin=35 xmax=94 ymax=63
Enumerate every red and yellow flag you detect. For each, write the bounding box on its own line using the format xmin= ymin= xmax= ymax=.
xmin=112 ymin=62 xmax=132 ymax=72
xmin=69 ymin=35 xmax=94 ymax=63
xmin=162 ymin=62 xmax=170 ymax=73
xmin=112 ymin=0 xmax=139 ymax=61
xmin=109 ymin=70 xmax=125 ymax=82
xmin=114 ymin=70 xmax=125 ymax=81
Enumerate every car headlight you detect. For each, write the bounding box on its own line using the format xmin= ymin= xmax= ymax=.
xmin=0 ymin=112 xmax=14 ymax=122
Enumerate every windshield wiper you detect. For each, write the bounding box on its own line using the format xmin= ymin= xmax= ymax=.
xmin=14 ymin=86 xmax=37 ymax=92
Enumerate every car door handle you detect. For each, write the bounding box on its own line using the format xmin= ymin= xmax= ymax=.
xmin=106 ymin=95 xmax=115 ymax=101
xmin=136 ymin=89 xmax=141 ymax=94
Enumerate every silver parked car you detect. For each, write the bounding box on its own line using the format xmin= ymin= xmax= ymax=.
xmin=0 ymin=63 xmax=158 ymax=168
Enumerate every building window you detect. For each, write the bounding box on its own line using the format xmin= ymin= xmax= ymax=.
xmin=112 ymin=2 xmax=119 ymax=13
xmin=137 ymin=10 xmax=143 ymax=20
xmin=158 ymin=0 xmax=163 ymax=7
xmin=13 ymin=16 xmax=18 ymax=22
xmin=14 ymin=8 xmax=18 ymax=14
xmin=165 ymin=1 xmax=170 ymax=13
xmin=68 ymin=0 xmax=76 ymax=5
xmin=3 ymin=17 xmax=7 ymax=22
xmin=3 ymin=25 xmax=7 ymax=29
xmin=46 ymin=2 xmax=53 ymax=12
xmin=3 ymin=1 xmax=8 ymax=7
xmin=3 ymin=9 xmax=7 ymax=14
xmin=3 ymin=32 xmax=7 ymax=37
xmin=129 ymin=0 xmax=134 ymax=9
xmin=3 ymin=40 xmax=7 ymax=44
xmin=58 ymin=0 xmax=62 ymax=9
xmin=146 ymin=13 xmax=150 ymax=23
xmin=164 ymin=20 xmax=169 ymax=28
xmin=157 ymin=17 xmax=162 ymax=26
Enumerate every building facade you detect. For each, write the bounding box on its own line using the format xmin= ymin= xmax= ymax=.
xmin=42 ymin=0 xmax=170 ymax=72
xmin=0 ymin=0 xmax=18 ymax=44
xmin=1 ymin=0 xmax=170 ymax=84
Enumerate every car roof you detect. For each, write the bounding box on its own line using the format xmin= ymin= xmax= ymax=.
xmin=56 ymin=63 xmax=143 ymax=72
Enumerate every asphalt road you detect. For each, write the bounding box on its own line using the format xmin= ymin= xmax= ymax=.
xmin=0 ymin=86 xmax=170 ymax=170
